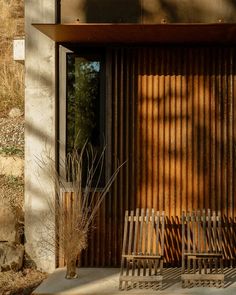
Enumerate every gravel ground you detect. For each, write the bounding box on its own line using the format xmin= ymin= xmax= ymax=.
xmin=0 ymin=116 xmax=26 ymax=293
xmin=0 ymin=117 xmax=24 ymax=156
xmin=0 ymin=115 xmax=46 ymax=295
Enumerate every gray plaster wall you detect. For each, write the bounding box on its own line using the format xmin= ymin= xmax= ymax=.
xmin=25 ymin=0 xmax=57 ymax=272
xmin=61 ymin=0 xmax=236 ymax=23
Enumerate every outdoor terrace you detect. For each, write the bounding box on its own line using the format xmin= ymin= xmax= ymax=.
xmin=34 ymin=267 xmax=236 ymax=295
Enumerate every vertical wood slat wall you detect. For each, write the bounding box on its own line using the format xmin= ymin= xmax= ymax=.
xmin=78 ymin=45 xmax=236 ymax=267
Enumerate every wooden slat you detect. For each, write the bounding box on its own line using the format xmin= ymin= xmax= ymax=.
xmin=143 ymin=209 xmax=149 ymax=276
xmin=150 ymin=209 xmax=155 ymax=255
xmin=58 ymin=191 xmax=65 ymax=267
xmin=185 ymin=253 xmax=222 ymax=258
xmin=133 ymin=208 xmax=139 ymax=255
xmin=123 ymin=255 xmax=162 ymax=259
xmin=203 ymin=209 xmax=206 ymax=252
xmin=119 ymin=210 xmax=129 ymax=290
xmin=161 ymin=212 xmax=165 ymax=257
xmin=182 ymin=274 xmax=224 ymax=281
xmin=198 ymin=210 xmax=202 ymax=274
xmin=137 ymin=208 xmax=144 ymax=277
xmin=213 ymin=211 xmax=217 ymax=252
xmin=128 ymin=211 xmax=134 ymax=255
xmin=120 ymin=275 xmax=163 ymax=282
xmin=208 ymin=209 xmax=212 ymax=273
xmin=155 ymin=211 xmax=160 ymax=256
xmin=138 ymin=209 xmax=145 ymax=254
xmin=192 ymin=211 xmax=196 ymax=274
xmin=181 ymin=212 xmax=185 ymax=274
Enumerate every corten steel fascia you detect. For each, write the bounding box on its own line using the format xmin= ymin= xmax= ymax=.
xmin=32 ymin=23 xmax=236 ymax=44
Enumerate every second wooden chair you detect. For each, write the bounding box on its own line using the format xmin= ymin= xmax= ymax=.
xmin=181 ymin=209 xmax=224 ymax=287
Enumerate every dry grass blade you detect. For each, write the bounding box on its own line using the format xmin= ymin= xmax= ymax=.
xmin=37 ymin=141 xmax=124 ymax=279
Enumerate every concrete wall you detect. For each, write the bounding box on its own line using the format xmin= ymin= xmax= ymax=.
xmin=61 ymin=0 xmax=236 ymax=23
xmin=25 ymin=0 xmax=57 ymax=272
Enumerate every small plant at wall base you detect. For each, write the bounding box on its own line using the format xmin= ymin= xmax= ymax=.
xmin=0 ymin=146 xmax=24 ymax=156
xmin=38 ymin=141 xmax=124 ymax=279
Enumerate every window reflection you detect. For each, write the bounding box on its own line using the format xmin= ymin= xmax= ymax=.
xmin=66 ymin=52 xmax=105 ymax=186
xmin=67 ymin=54 xmax=102 ymax=152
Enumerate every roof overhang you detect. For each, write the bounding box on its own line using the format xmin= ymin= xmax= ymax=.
xmin=33 ymin=23 xmax=236 ymax=44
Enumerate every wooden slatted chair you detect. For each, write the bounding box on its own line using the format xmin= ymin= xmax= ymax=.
xmin=119 ymin=208 xmax=165 ymax=290
xmin=181 ymin=209 xmax=224 ymax=288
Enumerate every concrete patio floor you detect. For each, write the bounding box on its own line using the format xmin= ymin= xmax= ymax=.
xmin=33 ymin=267 xmax=236 ymax=295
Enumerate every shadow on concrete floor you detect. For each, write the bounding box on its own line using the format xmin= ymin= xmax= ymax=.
xmin=162 ymin=267 xmax=236 ymax=290
xmin=33 ymin=267 xmax=236 ymax=295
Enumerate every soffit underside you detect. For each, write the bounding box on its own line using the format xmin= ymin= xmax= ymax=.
xmin=33 ymin=23 xmax=236 ymax=44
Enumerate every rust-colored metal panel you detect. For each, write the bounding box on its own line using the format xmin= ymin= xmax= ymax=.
xmin=106 ymin=45 xmax=236 ymax=266
xmin=59 ymin=45 xmax=236 ymax=267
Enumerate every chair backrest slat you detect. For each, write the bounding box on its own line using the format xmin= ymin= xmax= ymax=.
xmin=128 ymin=210 xmax=134 ymax=254
xmin=182 ymin=210 xmax=222 ymax=254
xmin=203 ymin=209 xmax=206 ymax=252
xmin=122 ymin=211 xmax=129 ymax=255
xmin=138 ymin=208 xmax=145 ymax=254
xmin=187 ymin=212 xmax=191 ymax=253
xmin=213 ymin=210 xmax=217 ymax=252
xmin=182 ymin=212 xmax=185 ymax=259
xmin=156 ymin=211 xmax=160 ymax=256
xmin=144 ymin=209 xmax=149 ymax=255
xmin=150 ymin=209 xmax=155 ymax=255
xmin=122 ymin=208 xmax=165 ymax=257
xmin=133 ymin=208 xmax=139 ymax=254
xmin=161 ymin=211 xmax=165 ymax=256
xmin=218 ymin=211 xmax=222 ymax=253
xmin=197 ymin=210 xmax=201 ymax=253
xmin=208 ymin=209 xmax=212 ymax=252
xmin=192 ymin=211 xmax=196 ymax=254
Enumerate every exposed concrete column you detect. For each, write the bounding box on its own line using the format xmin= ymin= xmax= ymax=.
xmin=25 ymin=0 xmax=57 ymax=272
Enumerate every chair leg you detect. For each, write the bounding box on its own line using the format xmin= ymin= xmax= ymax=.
xmin=119 ymin=279 xmax=123 ymax=290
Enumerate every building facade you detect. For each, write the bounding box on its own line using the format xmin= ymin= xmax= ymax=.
xmin=25 ymin=0 xmax=236 ymax=271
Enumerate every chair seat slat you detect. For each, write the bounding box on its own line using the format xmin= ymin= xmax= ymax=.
xmin=123 ymin=254 xmax=162 ymax=259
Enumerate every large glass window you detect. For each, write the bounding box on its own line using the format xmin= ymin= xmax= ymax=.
xmin=62 ymin=50 xmax=106 ymax=187
xmin=66 ymin=52 xmax=105 ymax=153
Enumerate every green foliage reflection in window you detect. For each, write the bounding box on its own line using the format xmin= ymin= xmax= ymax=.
xmin=66 ymin=53 xmax=101 ymax=153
